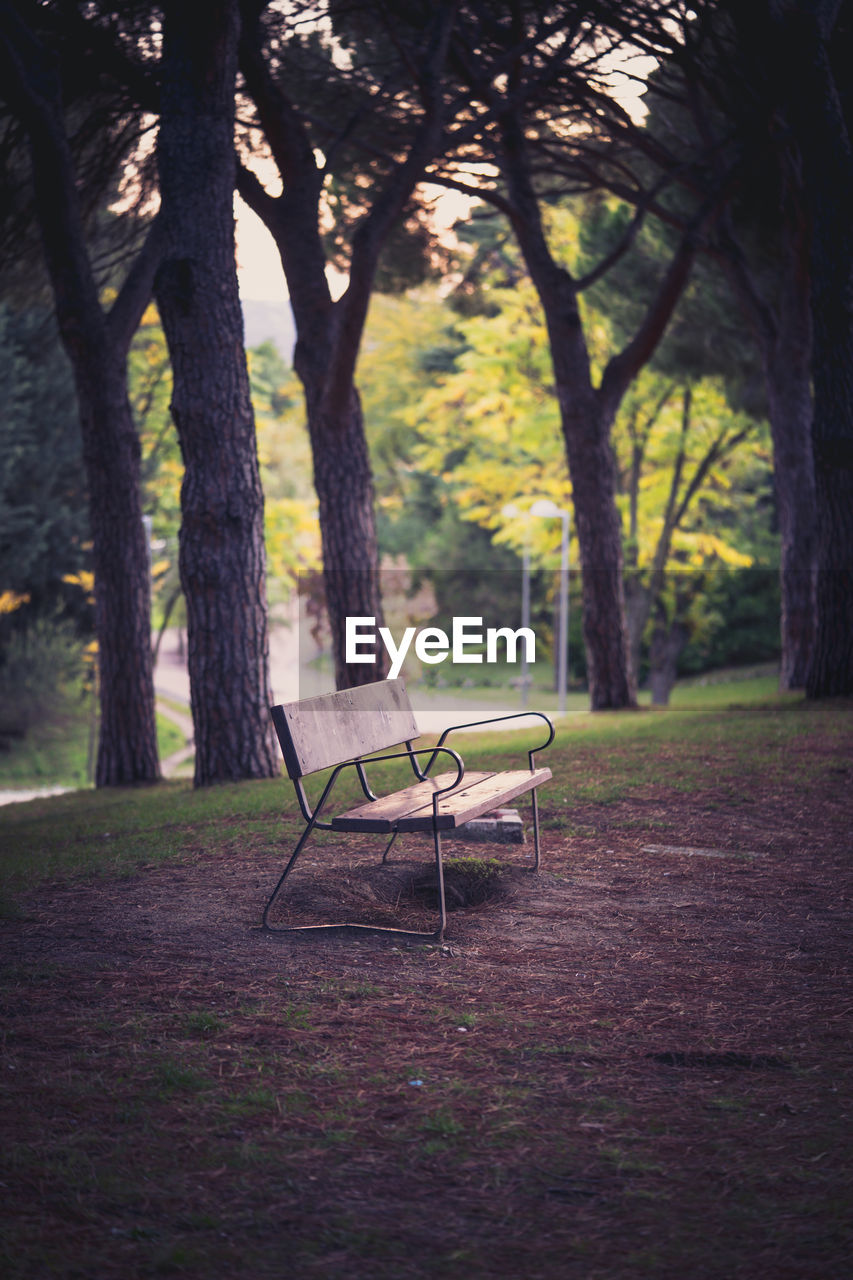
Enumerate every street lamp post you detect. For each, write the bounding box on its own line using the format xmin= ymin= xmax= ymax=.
xmin=530 ymin=499 xmax=570 ymax=718
xmin=501 ymin=503 xmax=532 ymax=707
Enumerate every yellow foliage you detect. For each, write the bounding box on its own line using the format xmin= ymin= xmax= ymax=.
xmin=0 ymin=590 xmax=30 ymax=615
xmin=62 ymin=571 xmax=95 ymax=599
xmin=264 ymin=497 xmax=322 ymax=594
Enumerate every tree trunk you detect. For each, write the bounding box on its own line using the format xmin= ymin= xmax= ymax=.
xmin=303 ymin=383 xmax=389 ymax=689
xmin=498 ymin=121 xmax=635 ymax=709
xmin=156 ymin=0 xmax=278 ymax=784
xmin=558 ymin=382 xmax=636 ymax=709
xmin=648 ymin=615 xmax=689 ymax=706
xmin=77 ymin=361 xmax=160 ymax=785
xmin=724 ymin=213 xmax=818 ymax=690
xmin=795 ymin=9 xmax=853 ymax=697
xmin=734 ymin=0 xmax=853 ymax=695
xmin=764 ymin=303 xmax=818 ymax=689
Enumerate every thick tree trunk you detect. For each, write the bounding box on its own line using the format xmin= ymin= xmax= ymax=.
xmin=302 ymin=382 xmax=388 ymax=689
xmin=764 ymin=324 xmax=818 ymax=690
xmin=725 ymin=214 xmax=819 ymax=690
xmin=648 ymin=614 xmax=689 ymax=706
xmin=499 ymin=149 xmax=635 ymax=707
xmin=796 ymin=11 xmax=853 ymax=697
xmin=557 ymin=381 xmax=636 ymax=709
xmin=76 ymin=361 xmax=160 ymax=785
xmin=156 ymin=0 xmax=278 ymax=783
xmin=736 ymin=0 xmax=853 ymax=695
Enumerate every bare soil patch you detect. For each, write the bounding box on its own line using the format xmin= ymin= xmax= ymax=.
xmin=1 ymin=736 xmax=851 ymax=1278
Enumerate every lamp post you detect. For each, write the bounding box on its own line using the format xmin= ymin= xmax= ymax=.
xmin=530 ymin=499 xmax=570 ymax=718
xmin=501 ymin=503 xmax=532 ymax=707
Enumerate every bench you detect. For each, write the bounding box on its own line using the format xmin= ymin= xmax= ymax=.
xmin=264 ymin=677 xmax=554 ymax=941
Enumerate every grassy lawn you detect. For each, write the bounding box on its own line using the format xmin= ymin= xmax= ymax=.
xmin=0 ymin=674 xmax=825 ymax=900
xmin=0 ymin=704 xmax=186 ymax=794
xmin=1 ymin=685 xmax=851 ymax=1278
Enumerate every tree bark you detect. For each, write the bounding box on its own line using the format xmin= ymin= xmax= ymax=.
xmin=649 ymin=612 xmax=689 ymax=706
xmin=155 ymin=0 xmax=278 ymax=783
xmin=724 ymin=0 xmax=852 ymax=694
xmin=793 ymin=5 xmax=853 ymax=697
xmin=78 ymin=361 xmax=160 ymax=784
xmin=557 ymin=367 xmax=637 ymax=709
xmin=718 ymin=217 xmax=818 ymax=689
xmin=764 ymin=274 xmax=818 ymax=689
xmin=305 ymin=386 xmax=388 ymax=689
xmin=0 ymin=6 xmax=160 ymax=786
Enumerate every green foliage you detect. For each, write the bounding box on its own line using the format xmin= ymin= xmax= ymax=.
xmin=248 ymin=341 xmax=321 ymax=596
xmin=127 ymin=305 xmax=181 ymax=630
xmin=127 ymin=314 xmax=322 ymax=611
xmin=0 ymin=304 xmax=91 ymax=634
xmin=0 ymin=615 xmax=89 ymax=755
xmin=578 ymin=195 xmax=766 ymax=417
xmin=355 ymin=212 xmax=777 ymax=683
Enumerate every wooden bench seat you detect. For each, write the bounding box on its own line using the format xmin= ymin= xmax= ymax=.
xmin=332 ymin=769 xmax=553 ymax=833
xmin=263 ymin=678 xmax=554 ymax=941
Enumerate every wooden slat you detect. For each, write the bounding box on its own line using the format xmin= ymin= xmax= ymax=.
xmin=397 ymin=768 xmax=552 ymax=831
xmin=331 ymin=767 xmax=552 ymax=833
xmin=331 ymin=772 xmax=494 ymax=832
xmin=271 ymin=678 xmax=419 ymax=778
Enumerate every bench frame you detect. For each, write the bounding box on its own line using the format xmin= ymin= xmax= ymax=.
xmin=263 ymin=678 xmax=554 ymax=941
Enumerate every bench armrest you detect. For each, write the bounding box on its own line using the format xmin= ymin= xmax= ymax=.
xmin=290 ymin=745 xmax=465 ymax=828
xmin=352 ymin=745 xmax=465 ymax=797
xmin=431 ymin=711 xmax=555 ymax=772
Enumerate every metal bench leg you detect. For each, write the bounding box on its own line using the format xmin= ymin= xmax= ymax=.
xmin=432 ymin=824 xmax=448 ymax=942
xmin=531 ymin=788 xmax=542 ymax=873
xmin=381 ymin=830 xmax=399 ymax=864
xmin=264 ymin=820 xmax=447 ymax=942
xmin=262 ymin=819 xmax=319 ymax=930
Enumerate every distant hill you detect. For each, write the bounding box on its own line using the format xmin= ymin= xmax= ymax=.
xmin=242 ymin=299 xmax=295 ymax=362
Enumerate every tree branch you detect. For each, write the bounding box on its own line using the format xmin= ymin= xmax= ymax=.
xmin=108 ymin=213 xmax=166 ymax=356
xmin=237 ymin=0 xmax=320 ymax=191
xmin=320 ymin=0 xmax=459 ymax=419
xmin=597 ymin=226 xmax=698 ymax=425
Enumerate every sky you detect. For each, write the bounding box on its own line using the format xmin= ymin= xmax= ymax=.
xmin=235 ymin=196 xmax=285 ymax=302
xmin=234 ymin=182 xmax=474 ymax=304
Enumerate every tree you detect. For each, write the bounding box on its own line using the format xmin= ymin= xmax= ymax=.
xmin=235 ymin=0 xmax=463 ymax=689
xmin=387 ymin=258 xmax=769 ymax=697
xmin=0 ymin=1 xmax=161 ymax=785
xmin=617 ymin=377 xmax=758 ymax=701
xmin=574 ymin=199 xmax=773 ymax=689
xmin=155 ymin=0 xmax=279 ymax=784
xmin=761 ymin=0 xmax=853 ymax=697
xmin=430 ymin=1 xmax=727 ymax=709
xmin=683 ymin=0 xmax=853 ymax=696
xmin=629 ymin=7 xmax=819 ymax=690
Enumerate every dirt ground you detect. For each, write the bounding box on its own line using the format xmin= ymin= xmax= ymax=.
xmin=2 ymin=761 xmax=852 ymax=1278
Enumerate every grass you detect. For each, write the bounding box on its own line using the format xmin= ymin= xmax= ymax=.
xmin=0 ymin=679 xmax=848 ymax=903
xmin=0 ymin=703 xmax=186 ymax=793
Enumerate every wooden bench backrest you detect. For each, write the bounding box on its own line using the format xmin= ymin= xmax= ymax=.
xmin=271 ymin=678 xmax=420 ymax=779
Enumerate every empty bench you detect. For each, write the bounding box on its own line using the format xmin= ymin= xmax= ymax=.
xmin=264 ymin=677 xmax=554 ymax=941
